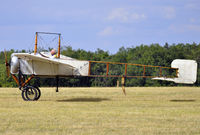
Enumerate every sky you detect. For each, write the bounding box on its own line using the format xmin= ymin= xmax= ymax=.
xmin=0 ymin=0 xmax=200 ymax=54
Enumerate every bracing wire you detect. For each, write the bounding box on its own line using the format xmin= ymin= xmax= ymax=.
xmin=37 ymin=34 xmax=59 ymax=52
xmin=50 ymin=36 xmax=58 ymax=44
xmin=27 ymin=35 xmax=36 ymax=53
xmin=61 ymin=36 xmax=70 ymax=49
xmin=25 ymin=33 xmax=68 ymax=53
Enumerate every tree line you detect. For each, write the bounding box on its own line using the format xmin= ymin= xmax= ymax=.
xmin=0 ymin=42 xmax=200 ymax=87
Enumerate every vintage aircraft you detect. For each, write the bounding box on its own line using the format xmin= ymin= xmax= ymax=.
xmin=4 ymin=32 xmax=198 ymax=101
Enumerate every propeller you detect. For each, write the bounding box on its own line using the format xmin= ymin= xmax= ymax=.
xmin=4 ymin=50 xmax=10 ymax=77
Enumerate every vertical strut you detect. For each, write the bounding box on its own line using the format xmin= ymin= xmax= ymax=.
xmin=18 ymin=61 xmax=22 ymax=88
xmin=34 ymin=32 xmax=38 ymax=55
xmin=56 ymin=76 xmax=59 ymax=92
xmin=125 ymin=64 xmax=127 ymax=76
xmin=143 ymin=66 xmax=146 ymax=77
xmin=106 ymin=63 xmax=109 ymax=76
xmin=159 ymin=67 xmax=162 ymax=77
xmin=58 ymin=34 xmax=61 ymax=58
xmin=88 ymin=61 xmax=91 ymax=76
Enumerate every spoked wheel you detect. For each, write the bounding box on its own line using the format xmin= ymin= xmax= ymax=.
xmin=21 ymin=90 xmax=28 ymax=101
xmin=21 ymin=86 xmax=38 ymax=101
xmin=35 ymin=87 xmax=41 ymax=100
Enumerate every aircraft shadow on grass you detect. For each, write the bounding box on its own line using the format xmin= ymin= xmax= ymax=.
xmin=170 ymin=99 xmax=196 ymax=102
xmin=56 ymin=97 xmax=110 ymax=102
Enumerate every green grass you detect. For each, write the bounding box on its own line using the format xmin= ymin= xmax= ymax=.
xmin=0 ymin=87 xmax=200 ymax=135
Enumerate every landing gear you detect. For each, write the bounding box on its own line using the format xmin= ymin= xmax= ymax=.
xmin=21 ymin=85 xmax=41 ymax=101
xmin=35 ymin=87 xmax=41 ymax=100
xmin=10 ymin=58 xmax=42 ymax=101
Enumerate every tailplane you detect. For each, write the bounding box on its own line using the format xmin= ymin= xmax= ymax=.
xmin=153 ymin=59 xmax=197 ymax=84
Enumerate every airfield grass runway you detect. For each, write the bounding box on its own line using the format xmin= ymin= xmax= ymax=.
xmin=0 ymin=87 xmax=200 ymax=135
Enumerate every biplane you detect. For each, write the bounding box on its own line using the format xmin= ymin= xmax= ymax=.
xmin=4 ymin=32 xmax=198 ymax=101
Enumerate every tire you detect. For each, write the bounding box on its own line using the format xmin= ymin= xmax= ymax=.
xmin=21 ymin=90 xmax=28 ymax=101
xmin=24 ymin=86 xmax=38 ymax=101
xmin=35 ymin=87 xmax=41 ymax=100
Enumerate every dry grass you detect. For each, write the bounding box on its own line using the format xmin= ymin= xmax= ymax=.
xmin=0 ymin=87 xmax=200 ymax=135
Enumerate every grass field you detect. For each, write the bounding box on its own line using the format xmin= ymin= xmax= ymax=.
xmin=0 ymin=87 xmax=200 ymax=135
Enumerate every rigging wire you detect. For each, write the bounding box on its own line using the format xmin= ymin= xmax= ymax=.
xmin=27 ymin=33 xmax=67 ymax=53
xmin=61 ymin=36 xmax=70 ymax=49
xmin=27 ymin=35 xmax=36 ymax=53
xmin=36 ymin=34 xmax=59 ymax=52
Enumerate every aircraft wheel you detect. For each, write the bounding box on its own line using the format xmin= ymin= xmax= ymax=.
xmin=21 ymin=90 xmax=28 ymax=101
xmin=35 ymin=87 xmax=41 ymax=100
xmin=21 ymin=86 xmax=38 ymax=101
